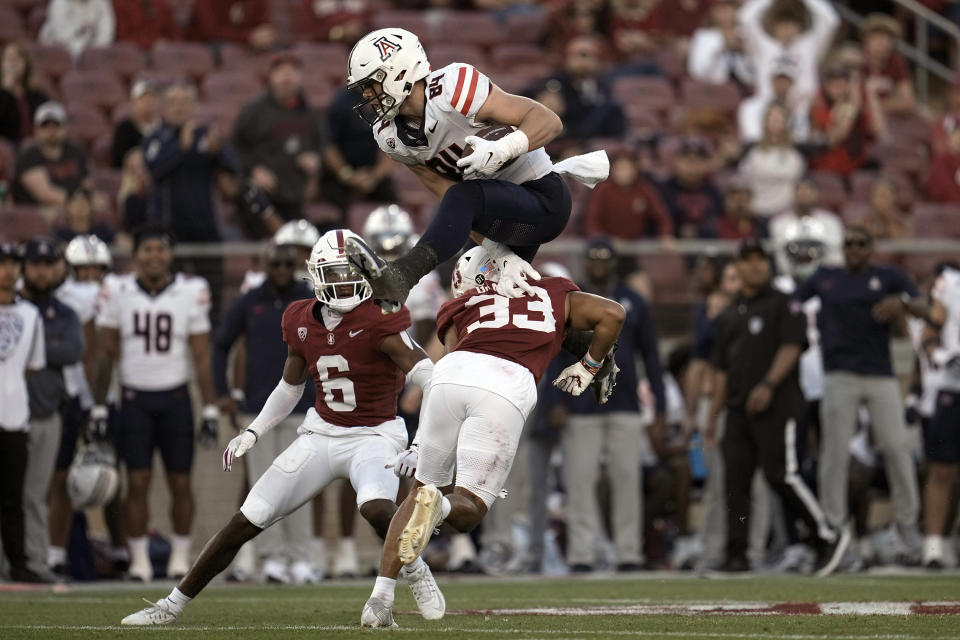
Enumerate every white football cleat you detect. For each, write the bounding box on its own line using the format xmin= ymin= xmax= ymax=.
xmin=333 ymin=542 xmax=359 ymax=578
xmin=127 ymin=558 xmax=153 ymax=583
xmin=166 ymin=552 xmax=190 ymax=581
xmin=289 ymin=560 xmax=322 ymax=585
xmin=398 ymin=484 xmax=444 ymax=565
xmin=401 ymin=561 xmax=445 ymax=620
xmin=360 ymin=597 xmax=398 ymax=628
xmin=121 ymin=598 xmax=179 ymax=626
xmin=262 ymin=557 xmax=291 ymax=584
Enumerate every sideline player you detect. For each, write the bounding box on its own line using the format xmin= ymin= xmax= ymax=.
xmin=343 ymin=28 xmax=608 ymax=311
xmin=121 ymin=229 xmax=444 ymax=625
xmin=91 ymin=225 xmax=220 ymax=582
xmin=361 ymin=247 xmax=626 ymax=628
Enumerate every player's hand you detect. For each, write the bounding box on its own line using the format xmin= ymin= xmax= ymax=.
xmin=222 ymin=429 xmax=258 ymax=471
xmin=198 ymin=405 xmax=220 ymax=449
xmin=385 ymin=445 xmax=419 ymax=478
xmin=553 ymin=358 xmax=599 ymax=396
xmin=457 ymin=133 xmax=527 ymax=178
xmin=495 ymin=255 xmax=541 ymax=298
xmin=746 ymin=383 xmax=773 ymax=415
xmin=85 ymin=404 xmax=109 ymax=442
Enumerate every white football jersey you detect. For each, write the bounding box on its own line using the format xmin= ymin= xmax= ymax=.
xmin=373 ymin=63 xmax=553 ymax=185
xmin=406 ymin=270 xmax=446 ymax=323
xmin=933 ymin=268 xmax=960 ymax=391
xmin=56 ymin=277 xmax=101 ymax=325
xmin=95 ymin=273 xmax=211 ymax=391
xmin=774 ymin=275 xmax=824 ymax=401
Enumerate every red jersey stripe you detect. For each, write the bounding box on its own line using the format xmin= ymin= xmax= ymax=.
xmin=460 ymin=69 xmax=479 ymax=116
xmin=450 ymin=67 xmax=467 ymax=111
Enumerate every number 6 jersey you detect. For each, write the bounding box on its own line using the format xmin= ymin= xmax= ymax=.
xmin=281 ymin=298 xmax=412 ymax=427
xmin=95 ymin=273 xmax=211 ymax=391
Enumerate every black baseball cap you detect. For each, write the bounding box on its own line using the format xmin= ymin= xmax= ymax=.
xmin=0 ymin=240 xmax=22 ymax=261
xmin=22 ymin=237 xmax=62 ymax=262
xmin=584 ymin=236 xmax=616 ymax=260
xmin=738 ymin=238 xmax=769 ymax=260
xmin=133 ymin=224 xmax=176 ymax=251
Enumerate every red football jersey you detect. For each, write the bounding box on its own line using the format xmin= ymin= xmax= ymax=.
xmin=282 ymin=298 xmax=412 ymax=427
xmin=437 ymin=277 xmax=579 ymax=383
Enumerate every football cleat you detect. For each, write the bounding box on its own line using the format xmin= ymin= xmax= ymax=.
xmin=289 ymin=560 xmax=322 ymax=585
xmin=814 ymin=525 xmax=851 ymax=578
xmin=360 ymin=597 xmax=398 ymax=628
xmin=398 ymin=484 xmax=444 ymax=565
xmin=121 ymin=598 xmax=179 ymax=626
xmin=401 ymin=561 xmax=446 ymax=620
xmin=263 ymin=557 xmax=291 ymax=584
xmin=343 ymin=235 xmax=406 ymax=313
xmin=126 ymin=558 xmax=153 ymax=583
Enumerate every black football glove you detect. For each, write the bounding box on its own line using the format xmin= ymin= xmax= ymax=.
xmin=590 ymin=343 xmax=620 ymax=405
xmin=198 ymin=405 xmax=220 ymax=449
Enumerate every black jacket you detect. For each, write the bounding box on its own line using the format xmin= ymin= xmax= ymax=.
xmin=0 ymin=87 xmax=49 ymax=144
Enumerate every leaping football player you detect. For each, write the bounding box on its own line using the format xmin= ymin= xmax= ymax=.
xmin=361 ymin=247 xmax=626 ymax=628
xmin=342 ymin=28 xmax=608 ymax=312
xmin=121 ymin=229 xmax=444 ymax=626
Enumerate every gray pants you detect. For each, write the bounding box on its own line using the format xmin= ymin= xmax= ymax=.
xmin=562 ymin=412 xmax=642 ymax=565
xmin=820 ymin=372 xmax=919 ymax=528
xmin=24 ymin=414 xmax=61 ymax=573
xmin=526 ymin=435 xmax=555 ymax=566
xmin=243 ymin=415 xmax=311 ymax=564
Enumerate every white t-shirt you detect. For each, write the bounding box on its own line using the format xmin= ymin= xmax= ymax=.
xmin=95 ymin=273 xmax=211 ymax=391
xmin=373 ymin=63 xmax=553 ymax=185
xmin=0 ymin=299 xmax=46 ymax=431
xmin=738 ymin=144 xmax=806 ymax=217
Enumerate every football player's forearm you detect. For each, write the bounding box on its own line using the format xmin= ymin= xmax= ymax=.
xmin=517 ymin=101 xmax=563 ymax=151
xmin=709 ymin=370 xmax=727 ymax=422
xmin=586 ymin=303 xmax=625 ymax=363
xmin=91 ymin=356 xmax=114 ymax=405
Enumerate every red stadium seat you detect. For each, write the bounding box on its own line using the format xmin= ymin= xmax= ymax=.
xmin=506 ymin=11 xmax=547 ymax=44
xmin=151 ymin=42 xmax=215 ymax=80
xmin=391 ymin=165 xmax=434 ymax=210
xmin=27 ymin=44 xmax=72 ymax=82
xmin=809 ymin=171 xmax=847 ymax=211
xmin=424 ymin=43 xmax=487 ymax=71
xmin=624 ymin=104 xmax=662 ymax=134
xmin=61 ymin=70 xmax=127 ymax=112
xmin=0 ymin=138 xmax=16 ymax=182
xmin=0 ymin=7 xmax=25 ymax=41
xmin=91 ymin=167 xmax=122 ymax=202
xmin=640 ymin=253 xmax=688 ymax=303
xmin=490 ymin=44 xmax=545 ymax=69
xmin=681 ymin=80 xmax=742 ymax=114
xmin=78 ymin=43 xmax=147 ymax=79
xmin=135 ymin=68 xmax=182 ymax=89
xmin=0 ymin=206 xmax=50 ymax=240
xmin=435 ymin=12 xmax=502 ymax=47
xmin=303 ymin=76 xmax=334 ymax=109
xmin=194 ymin=102 xmax=240 ymax=135
xmin=912 ymin=202 xmax=959 ymax=238
xmin=28 ymin=70 xmax=60 ymax=101
xmin=369 ymin=12 xmax=430 ymax=40
xmin=840 ymin=202 xmax=870 ymax=225
xmin=850 ymin=170 xmax=916 ymax=208
xmin=291 ymin=43 xmax=348 ymax=84
xmin=612 ymin=76 xmax=675 ymax=113
xmin=201 ymin=71 xmax=263 ymax=104
xmin=656 ymin=48 xmax=685 ymax=82
xmin=65 ymin=106 xmax=109 ymax=151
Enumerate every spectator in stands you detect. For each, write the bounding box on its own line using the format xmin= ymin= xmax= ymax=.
xmin=321 ymin=87 xmax=396 ymax=215
xmin=738 ymin=57 xmax=809 ymax=144
xmin=738 ymin=0 xmax=838 ymax=109
xmin=738 ymin=102 xmax=806 ymax=218
xmin=715 ymin=177 xmax=763 ymax=240
xmin=188 ymin=0 xmax=276 ymax=52
xmin=926 ymin=128 xmax=960 ymax=204
xmin=232 ymin=54 xmax=324 ymax=221
xmin=212 ymin=243 xmax=317 ymax=584
xmin=294 ymin=0 xmax=370 ymax=44
xmin=0 ymin=241 xmax=47 ymax=583
xmin=584 ymin=147 xmax=672 ymax=240
xmin=809 ymin=63 xmax=887 ymax=177
xmin=118 ymin=148 xmax=149 ymax=231
xmin=931 ymin=74 xmax=960 ymax=158
xmin=113 ymin=0 xmax=179 ymax=49
xmin=855 ymin=177 xmax=912 ymax=239
xmin=560 ymin=237 xmax=666 ymax=573
xmin=53 ymin=186 xmax=115 ymax=244
xmin=795 ymin=225 xmax=928 ymax=554
xmin=657 ymin=136 xmax=723 ymax=238
xmin=658 ymin=0 xmax=710 ymax=45
xmin=608 ymin=0 xmax=662 ymax=66
xmin=769 ymin=177 xmax=843 ymax=275
xmin=542 ymin=36 xmax=627 ymax=141
xmin=111 ymin=80 xmax=160 ymax=169
xmin=12 ymin=102 xmax=91 ymax=208
xmin=39 ymin=0 xmax=116 ymax=60
xmin=546 ymin=0 xmax=610 ymax=53
xmin=20 ymin=238 xmax=84 ymax=581
xmin=0 ymin=43 xmax=49 ymax=145
xmin=860 ymin=14 xmax=916 ymax=117
xmin=687 ymin=0 xmax=754 ymax=87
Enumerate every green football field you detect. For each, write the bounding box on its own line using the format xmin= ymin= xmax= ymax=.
xmin=3 ymin=573 xmax=960 ymax=639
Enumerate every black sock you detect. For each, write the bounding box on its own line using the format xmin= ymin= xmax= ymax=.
xmin=394 ymin=244 xmax=439 ymax=290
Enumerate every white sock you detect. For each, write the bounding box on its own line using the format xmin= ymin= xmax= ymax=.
xmin=129 ymin=536 xmax=149 ymax=567
xmin=401 ymin=556 xmax=426 ymax=577
xmin=371 ymin=576 xmax=397 ymax=607
xmin=171 ymin=534 xmax=192 ymax=559
xmin=924 ymin=535 xmax=944 ymax=562
xmin=311 ymin=537 xmax=327 ymax=571
xmin=48 ymin=546 xmax=66 ymax=567
xmin=440 ymin=496 xmax=452 ymax=519
xmin=339 ymin=537 xmax=356 ymax=556
xmin=164 ymin=587 xmax=192 ymax=614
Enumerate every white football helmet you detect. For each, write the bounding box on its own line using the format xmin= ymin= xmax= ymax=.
xmin=64 ymin=234 xmax=111 ymax=268
xmin=362 ymin=204 xmax=417 ymax=258
xmin=306 ymin=229 xmax=373 ymax=313
xmin=347 ymin=28 xmax=430 ymax=125
xmin=451 ymin=246 xmax=499 ymax=298
xmin=273 ymin=218 xmax=320 ymax=249
xmin=67 ymin=442 xmax=119 ymax=510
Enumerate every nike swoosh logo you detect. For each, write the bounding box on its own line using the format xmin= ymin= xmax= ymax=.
xmin=428 ymin=123 xmax=437 ymax=133
xmin=349 ymin=329 xmax=364 ymax=338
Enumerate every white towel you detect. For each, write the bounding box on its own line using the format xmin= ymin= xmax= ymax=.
xmin=551 ymin=150 xmax=610 ymax=189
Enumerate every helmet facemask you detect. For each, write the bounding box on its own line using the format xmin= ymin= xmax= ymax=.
xmin=307 ymin=258 xmax=372 ymax=313
xmin=785 ymin=240 xmax=826 ymax=282
xmin=348 ymin=69 xmax=400 ymax=126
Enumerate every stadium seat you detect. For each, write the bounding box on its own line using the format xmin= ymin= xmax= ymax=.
xmin=370 ymin=11 xmax=430 ymax=39
xmin=65 ymin=106 xmax=109 ymax=151
xmin=426 ymin=43 xmax=487 ymax=71
xmin=78 ymin=43 xmax=147 ymax=80
xmin=875 ymin=141 xmax=928 ymax=177
xmin=0 ymin=7 xmax=25 ymax=41
xmin=612 ymin=76 xmax=675 ymax=113
xmin=640 ymin=253 xmax=688 ymax=303
xmin=0 ymin=138 xmax=15 ymax=182
xmin=624 ymin=104 xmax=662 ymax=134
xmin=29 ymin=70 xmax=60 ymax=100
xmin=201 ymin=71 xmax=263 ymax=104
xmin=840 ymin=202 xmax=870 ymax=225
xmin=681 ymin=80 xmax=742 ymax=114
xmin=151 ymin=42 xmax=215 ymax=80
xmin=808 ymin=171 xmax=847 ymax=211
xmin=193 ymin=102 xmax=240 ymax=135
xmin=346 ymin=201 xmax=382 ymax=235
xmin=302 ymin=74 xmax=334 ymax=109
xmin=656 ymin=48 xmax=685 ymax=82
xmin=61 ymin=70 xmax=127 ymax=113
xmin=506 ymin=10 xmax=547 ymax=43
xmin=27 ymin=44 xmax=72 ymax=82
xmin=912 ymin=202 xmax=959 ymax=238
xmin=438 ymin=12 xmax=503 ymax=46
xmin=850 ymin=170 xmax=916 ymax=209
xmin=291 ymin=43 xmax=348 ymax=84
xmin=489 ymin=44 xmax=545 ymax=69
xmin=0 ymin=206 xmax=50 ymax=240
xmin=91 ymin=167 xmax=122 ymax=202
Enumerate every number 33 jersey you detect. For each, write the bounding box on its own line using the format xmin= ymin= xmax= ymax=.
xmin=437 ymin=276 xmax=579 ymax=384
xmin=281 ymin=298 xmax=412 ymax=427
xmin=95 ymin=273 xmax=211 ymax=391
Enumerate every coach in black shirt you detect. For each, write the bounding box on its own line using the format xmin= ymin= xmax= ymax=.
xmin=709 ymin=239 xmax=848 ymax=575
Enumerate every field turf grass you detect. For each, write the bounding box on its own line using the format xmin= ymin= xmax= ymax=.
xmin=2 ymin=573 xmax=960 ymax=639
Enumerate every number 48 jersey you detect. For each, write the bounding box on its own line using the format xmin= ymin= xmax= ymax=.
xmin=372 ymin=62 xmax=553 ymax=184
xmin=95 ymin=273 xmax=211 ymax=391
xmin=437 ymin=276 xmax=580 ymax=384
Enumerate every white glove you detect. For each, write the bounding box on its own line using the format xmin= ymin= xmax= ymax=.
xmin=553 ymin=359 xmax=600 ymax=396
xmin=222 ymin=429 xmax=258 ymax=471
xmin=385 ymin=445 xmax=419 ymax=478
xmin=496 ymin=254 xmax=541 ymax=298
xmin=456 ymin=130 xmax=529 ymax=178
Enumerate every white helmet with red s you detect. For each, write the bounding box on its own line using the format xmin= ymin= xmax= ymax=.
xmin=306 ymin=229 xmax=372 ymax=313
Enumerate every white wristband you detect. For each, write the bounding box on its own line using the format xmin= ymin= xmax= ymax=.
xmin=497 ymin=129 xmax=529 ymax=160
xmin=91 ymin=404 xmax=108 ymax=420
xmin=202 ymin=405 xmax=220 ymax=420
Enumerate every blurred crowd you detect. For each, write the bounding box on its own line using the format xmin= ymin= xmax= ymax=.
xmin=1 ymin=0 xmax=960 ymax=584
